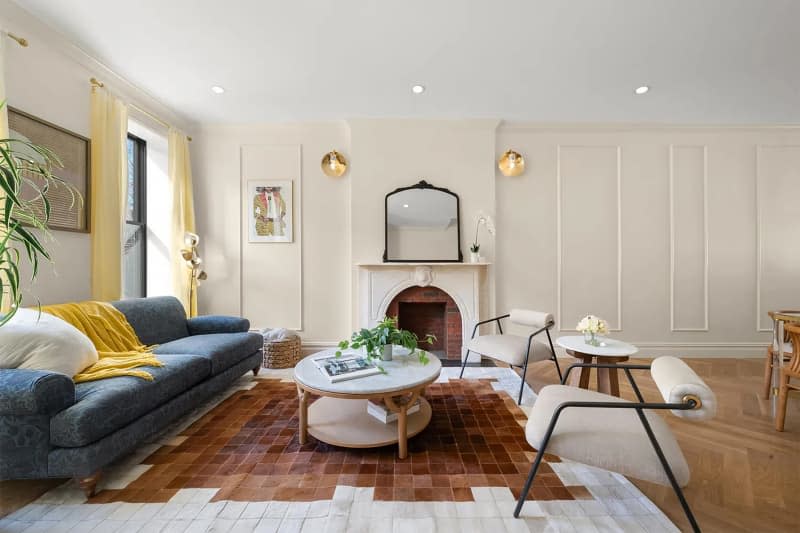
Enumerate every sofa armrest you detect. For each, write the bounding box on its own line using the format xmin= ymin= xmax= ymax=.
xmin=187 ymin=315 xmax=251 ymax=335
xmin=0 ymin=369 xmax=75 ymax=415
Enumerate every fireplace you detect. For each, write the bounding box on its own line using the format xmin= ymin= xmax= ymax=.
xmin=387 ymin=286 xmax=462 ymax=361
xmin=356 ymin=263 xmax=490 ymax=363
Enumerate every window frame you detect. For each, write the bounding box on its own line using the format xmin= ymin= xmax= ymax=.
xmin=125 ymin=133 xmax=148 ymax=297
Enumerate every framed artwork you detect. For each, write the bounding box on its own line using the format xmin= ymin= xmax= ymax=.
xmin=8 ymin=107 xmax=90 ymax=233
xmin=247 ymin=180 xmax=293 ymax=242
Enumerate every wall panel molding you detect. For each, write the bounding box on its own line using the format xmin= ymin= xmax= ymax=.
xmin=556 ymin=145 xmax=622 ymax=332
xmin=755 ymin=144 xmax=800 ymax=332
xmin=669 ymin=145 xmax=709 ymax=331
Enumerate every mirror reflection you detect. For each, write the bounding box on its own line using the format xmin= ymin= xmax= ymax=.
xmin=385 ymin=182 xmax=461 ymax=262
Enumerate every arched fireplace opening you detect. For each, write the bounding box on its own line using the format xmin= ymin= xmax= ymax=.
xmin=386 ymin=286 xmax=462 ymax=361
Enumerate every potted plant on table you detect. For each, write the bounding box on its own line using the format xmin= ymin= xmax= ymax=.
xmin=335 ymin=316 xmax=436 ymax=367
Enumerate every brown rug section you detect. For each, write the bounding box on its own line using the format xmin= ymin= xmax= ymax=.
xmin=90 ymin=378 xmax=591 ymax=503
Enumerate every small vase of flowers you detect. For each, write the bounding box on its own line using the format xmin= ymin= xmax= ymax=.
xmin=470 ymin=212 xmax=495 ymax=263
xmin=576 ymin=314 xmax=609 ymax=347
xmin=336 ymin=317 xmax=435 ymax=368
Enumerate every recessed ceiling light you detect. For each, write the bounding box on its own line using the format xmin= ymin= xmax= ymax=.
xmin=211 ymin=85 xmax=225 ymax=94
xmin=412 ymin=85 xmax=425 ymax=94
xmin=634 ymin=85 xmax=650 ymax=95
xmin=403 ymin=204 xmax=409 ymax=208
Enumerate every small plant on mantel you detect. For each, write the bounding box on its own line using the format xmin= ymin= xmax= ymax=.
xmin=335 ymin=316 xmax=436 ymax=370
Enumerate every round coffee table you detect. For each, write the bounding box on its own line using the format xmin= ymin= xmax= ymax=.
xmin=293 ymin=348 xmax=441 ymax=459
xmin=556 ymin=336 xmax=639 ymax=397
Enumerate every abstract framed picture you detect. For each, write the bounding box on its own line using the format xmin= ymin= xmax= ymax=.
xmin=247 ymin=180 xmax=293 ymax=243
xmin=8 ymin=107 xmax=90 ymax=233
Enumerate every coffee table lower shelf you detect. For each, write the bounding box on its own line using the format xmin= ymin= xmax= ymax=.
xmin=306 ymin=397 xmax=432 ymax=450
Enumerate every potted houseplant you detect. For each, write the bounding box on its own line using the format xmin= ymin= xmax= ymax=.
xmin=576 ymin=314 xmax=609 ymax=347
xmin=470 ymin=212 xmax=495 ymax=263
xmin=0 ymin=101 xmax=79 ymax=325
xmin=336 ymin=316 xmax=436 ymax=365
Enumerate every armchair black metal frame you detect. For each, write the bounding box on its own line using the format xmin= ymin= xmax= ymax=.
xmin=459 ymin=313 xmax=563 ymax=404
xmin=512 ymin=362 xmax=702 ymax=533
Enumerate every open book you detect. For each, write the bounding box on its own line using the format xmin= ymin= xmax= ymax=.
xmin=313 ymin=353 xmax=382 ymax=383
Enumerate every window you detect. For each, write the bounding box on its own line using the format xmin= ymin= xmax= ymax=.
xmin=123 ymin=134 xmax=147 ymax=298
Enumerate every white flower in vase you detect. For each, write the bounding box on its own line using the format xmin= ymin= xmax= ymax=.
xmin=576 ymin=314 xmax=609 ymax=346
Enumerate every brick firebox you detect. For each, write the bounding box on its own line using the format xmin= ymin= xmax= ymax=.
xmin=386 ymin=286 xmax=462 ymax=361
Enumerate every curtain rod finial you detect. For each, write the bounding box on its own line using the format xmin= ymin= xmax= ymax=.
xmin=89 ymin=77 xmax=104 ymax=88
xmin=6 ymin=32 xmax=28 ymax=47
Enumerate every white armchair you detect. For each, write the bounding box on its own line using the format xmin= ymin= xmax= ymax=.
xmin=513 ymin=356 xmax=717 ymax=533
xmin=460 ymin=309 xmax=562 ymax=404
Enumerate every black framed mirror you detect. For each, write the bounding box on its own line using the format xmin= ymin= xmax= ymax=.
xmin=383 ymin=180 xmax=463 ymax=262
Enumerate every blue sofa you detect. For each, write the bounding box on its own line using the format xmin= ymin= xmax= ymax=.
xmin=0 ymin=296 xmax=263 ymax=495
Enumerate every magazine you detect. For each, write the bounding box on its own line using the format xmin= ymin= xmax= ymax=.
xmin=367 ymin=398 xmax=421 ymax=424
xmin=313 ymin=353 xmax=382 ymax=383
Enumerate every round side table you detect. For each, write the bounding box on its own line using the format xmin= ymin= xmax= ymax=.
xmin=556 ymin=336 xmax=639 ymax=397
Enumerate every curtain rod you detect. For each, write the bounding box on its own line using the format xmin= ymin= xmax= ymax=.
xmin=89 ymin=77 xmax=192 ymax=141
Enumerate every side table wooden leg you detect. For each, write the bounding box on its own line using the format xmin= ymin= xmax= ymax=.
xmin=597 ymin=356 xmax=627 ymax=397
xmin=567 ymin=352 xmax=593 ymax=389
xmin=297 ymin=385 xmax=308 ymax=445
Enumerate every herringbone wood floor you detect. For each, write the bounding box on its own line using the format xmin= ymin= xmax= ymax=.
xmin=525 ymin=357 xmax=800 ymax=533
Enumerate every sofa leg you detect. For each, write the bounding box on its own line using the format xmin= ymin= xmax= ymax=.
xmin=77 ymin=471 xmax=101 ymax=498
xmin=252 ymin=365 xmax=261 ymax=376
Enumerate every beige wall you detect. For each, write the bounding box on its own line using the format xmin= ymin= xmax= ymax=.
xmin=194 ymin=120 xmax=800 ymax=357
xmin=496 ymin=125 xmax=800 ymax=355
xmin=2 ymin=0 xmax=192 ymax=305
xmin=191 ymin=122 xmax=351 ymax=346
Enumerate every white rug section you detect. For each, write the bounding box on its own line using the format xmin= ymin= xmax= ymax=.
xmin=0 ymin=369 xmax=680 ymax=532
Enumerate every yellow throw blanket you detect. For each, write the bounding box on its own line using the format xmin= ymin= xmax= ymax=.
xmin=41 ymin=301 xmax=163 ymax=383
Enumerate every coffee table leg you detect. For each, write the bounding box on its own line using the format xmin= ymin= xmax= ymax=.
xmin=297 ymin=385 xmax=308 ymax=445
xmin=385 ymin=388 xmax=422 ymax=459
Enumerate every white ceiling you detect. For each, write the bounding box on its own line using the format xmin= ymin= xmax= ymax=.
xmin=14 ymin=0 xmax=800 ymax=125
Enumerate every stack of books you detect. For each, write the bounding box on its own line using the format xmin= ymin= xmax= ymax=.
xmin=367 ymin=398 xmax=421 ymax=424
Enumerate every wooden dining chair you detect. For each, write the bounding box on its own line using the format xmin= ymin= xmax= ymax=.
xmin=762 ymin=310 xmax=799 ymax=400
xmin=776 ymin=324 xmax=800 ymax=431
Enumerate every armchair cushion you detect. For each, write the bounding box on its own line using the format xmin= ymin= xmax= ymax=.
xmin=526 ymin=385 xmax=690 ymax=487
xmin=187 ymin=315 xmax=250 ymax=336
xmin=466 ymin=334 xmax=552 ymax=367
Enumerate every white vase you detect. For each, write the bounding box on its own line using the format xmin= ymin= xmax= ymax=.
xmin=469 ymin=251 xmax=480 ymax=263
xmin=381 ymin=344 xmax=393 ymax=361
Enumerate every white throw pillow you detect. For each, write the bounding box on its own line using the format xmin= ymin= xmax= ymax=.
xmin=0 ymin=308 xmax=98 ymax=378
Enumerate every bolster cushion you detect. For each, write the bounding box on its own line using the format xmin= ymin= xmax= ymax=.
xmin=0 ymin=369 xmax=75 ymax=416
xmin=187 ymin=315 xmax=250 ymax=335
xmin=509 ymin=309 xmax=554 ymax=329
xmin=651 ymin=356 xmax=716 ymax=421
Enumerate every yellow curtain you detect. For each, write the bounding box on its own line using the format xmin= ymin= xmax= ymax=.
xmin=90 ymin=86 xmax=128 ymax=301
xmin=1 ymin=35 xmax=11 ymax=314
xmin=168 ymin=129 xmax=196 ymax=316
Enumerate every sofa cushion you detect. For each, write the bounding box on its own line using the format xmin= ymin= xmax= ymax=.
xmin=153 ymin=332 xmax=263 ymax=376
xmin=50 ymin=354 xmax=208 ymax=448
xmin=112 ymin=296 xmax=189 ymax=345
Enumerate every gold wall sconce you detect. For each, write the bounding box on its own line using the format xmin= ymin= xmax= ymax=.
xmin=498 ymin=149 xmax=525 ymax=177
xmin=321 ymin=150 xmax=348 ymax=177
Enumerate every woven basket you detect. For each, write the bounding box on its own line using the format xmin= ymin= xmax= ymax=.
xmin=262 ymin=336 xmax=302 ymax=369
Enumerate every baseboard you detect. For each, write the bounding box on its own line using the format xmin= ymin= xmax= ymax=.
xmin=300 ymin=341 xmax=339 ymax=356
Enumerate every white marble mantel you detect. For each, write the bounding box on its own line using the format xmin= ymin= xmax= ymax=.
xmin=356 ymin=262 xmax=491 ymax=361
